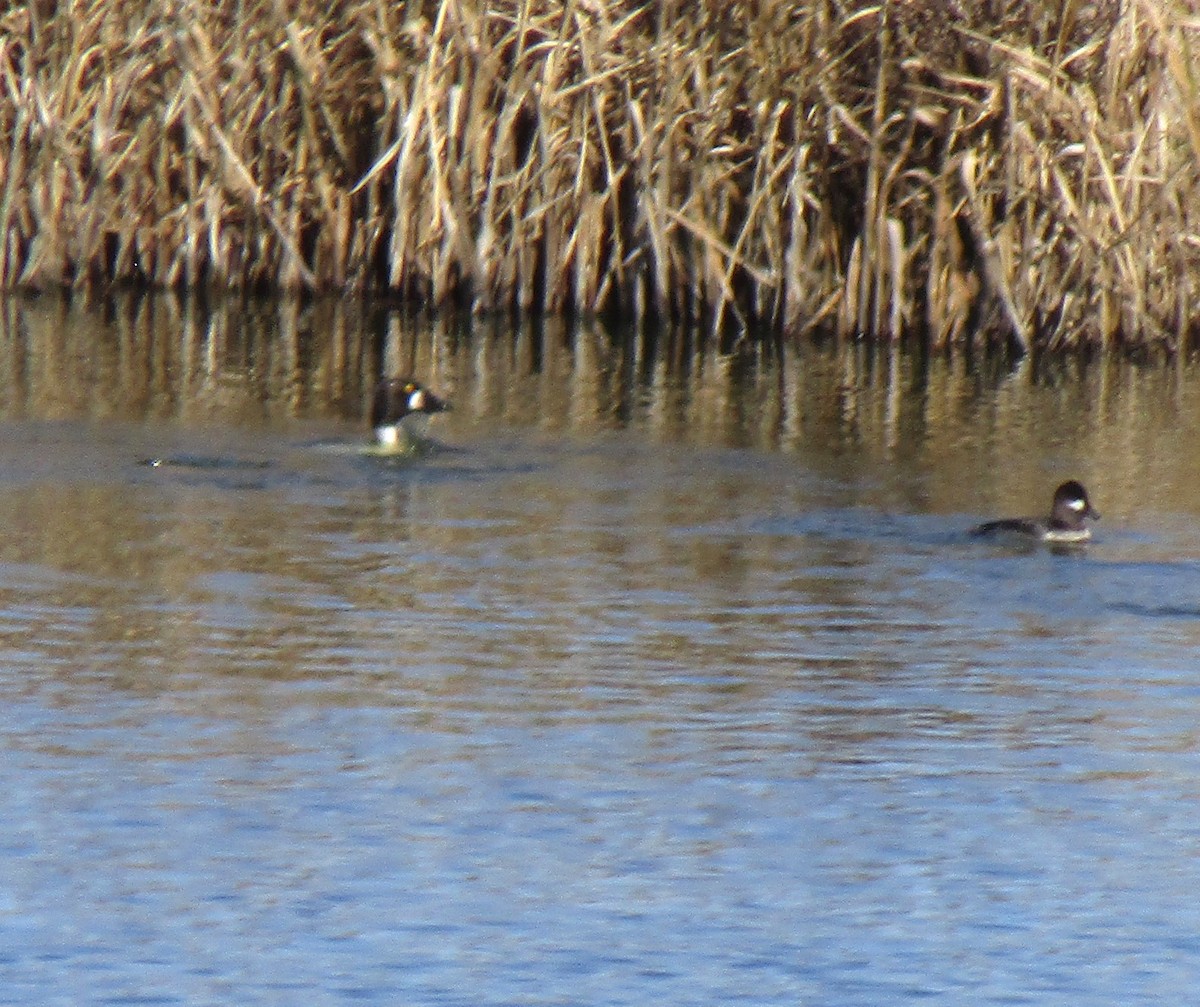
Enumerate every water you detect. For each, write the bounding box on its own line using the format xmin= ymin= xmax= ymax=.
xmin=2 ymin=298 xmax=1200 ymax=1004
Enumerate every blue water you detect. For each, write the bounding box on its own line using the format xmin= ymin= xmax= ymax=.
xmin=1 ymin=322 xmax=1200 ymax=1003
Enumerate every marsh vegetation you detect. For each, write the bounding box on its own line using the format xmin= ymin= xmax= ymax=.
xmin=1 ymin=1 xmax=1196 ymax=352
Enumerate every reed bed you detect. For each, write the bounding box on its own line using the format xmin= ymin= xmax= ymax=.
xmin=1 ymin=1 xmax=1198 ymax=351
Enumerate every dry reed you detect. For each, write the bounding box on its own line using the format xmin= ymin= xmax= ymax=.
xmin=1 ymin=0 xmax=1199 ymax=351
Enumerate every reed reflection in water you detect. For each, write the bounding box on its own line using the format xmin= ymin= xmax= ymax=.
xmin=1 ymin=295 xmax=1200 ymax=1003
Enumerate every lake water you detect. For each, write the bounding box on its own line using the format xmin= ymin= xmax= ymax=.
xmin=2 ymin=296 xmax=1200 ymax=1004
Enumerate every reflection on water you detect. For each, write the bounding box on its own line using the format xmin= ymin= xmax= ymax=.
xmin=3 ymin=292 xmax=1199 ymax=524
xmin=2 ymin=295 xmax=1200 ymax=1003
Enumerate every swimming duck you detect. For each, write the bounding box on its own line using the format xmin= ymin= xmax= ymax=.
xmin=370 ymin=378 xmax=450 ymax=451
xmin=972 ymin=480 xmax=1100 ymax=543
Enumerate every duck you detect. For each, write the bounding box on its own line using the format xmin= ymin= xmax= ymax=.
xmin=370 ymin=378 xmax=450 ymax=451
xmin=971 ymin=479 xmax=1100 ymax=543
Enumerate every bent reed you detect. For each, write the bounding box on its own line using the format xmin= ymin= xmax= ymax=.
xmin=1 ymin=1 xmax=1197 ymax=351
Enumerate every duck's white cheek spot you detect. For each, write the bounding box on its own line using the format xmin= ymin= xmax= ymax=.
xmin=1068 ymin=498 xmax=1086 ymax=511
xmin=409 ymin=389 xmax=427 ymax=411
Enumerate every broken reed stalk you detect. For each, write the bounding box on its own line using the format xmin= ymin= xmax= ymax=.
xmin=0 ymin=0 xmax=1198 ymax=352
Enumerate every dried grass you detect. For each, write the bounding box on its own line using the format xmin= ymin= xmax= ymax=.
xmin=1 ymin=0 xmax=1199 ymax=350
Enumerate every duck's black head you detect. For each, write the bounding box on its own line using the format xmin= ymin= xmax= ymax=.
xmin=1049 ymin=479 xmax=1100 ymax=531
xmin=371 ymin=379 xmax=449 ymax=427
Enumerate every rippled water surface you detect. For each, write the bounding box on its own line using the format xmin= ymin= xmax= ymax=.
xmin=4 ymin=299 xmax=1200 ymax=1004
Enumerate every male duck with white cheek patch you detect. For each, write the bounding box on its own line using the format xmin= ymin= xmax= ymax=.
xmin=972 ymin=480 xmax=1100 ymax=544
xmin=370 ymin=378 xmax=451 ymax=452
